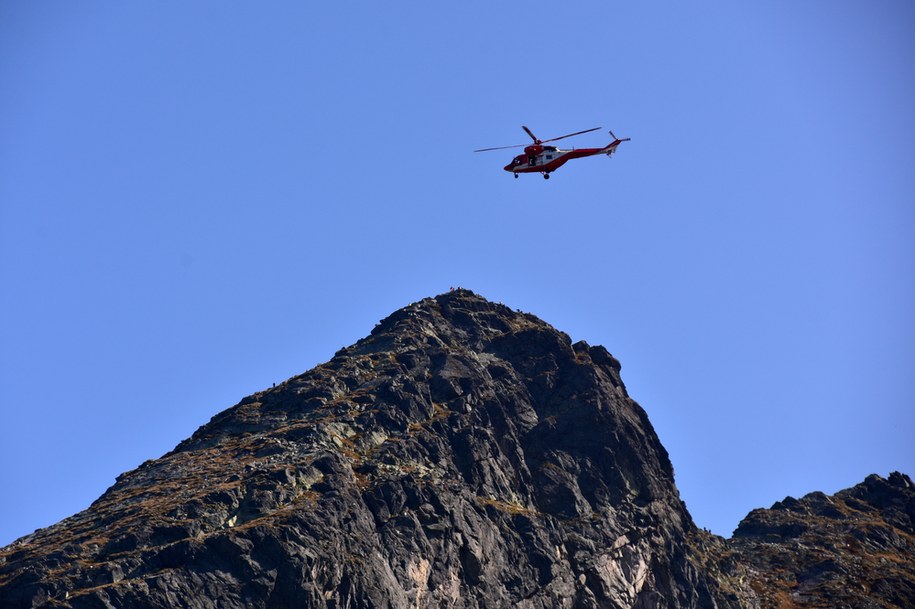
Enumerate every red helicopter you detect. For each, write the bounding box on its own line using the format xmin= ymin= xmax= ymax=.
xmin=475 ymin=125 xmax=630 ymax=179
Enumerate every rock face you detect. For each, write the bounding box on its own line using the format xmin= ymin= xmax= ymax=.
xmin=0 ymin=290 xmax=911 ymax=608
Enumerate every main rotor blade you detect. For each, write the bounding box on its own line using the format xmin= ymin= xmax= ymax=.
xmin=473 ymin=143 xmax=526 ymax=152
xmin=540 ymin=127 xmax=602 ymax=144
xmin=474 ymin=125 xmax=603 ymax=152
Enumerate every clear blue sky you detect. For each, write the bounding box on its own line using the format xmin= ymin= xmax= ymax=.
xmin=1 ymin=2 xmax=913 ymax=546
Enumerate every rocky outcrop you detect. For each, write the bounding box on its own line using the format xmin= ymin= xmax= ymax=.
xmin=0 ymin=290 xmax=911 ymax=608
xmin=727 ymin=471 xmax=915 ymax=608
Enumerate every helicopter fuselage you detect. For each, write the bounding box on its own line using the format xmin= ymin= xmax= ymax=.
xmin=504 ymin=138 xmax=626 ymax=177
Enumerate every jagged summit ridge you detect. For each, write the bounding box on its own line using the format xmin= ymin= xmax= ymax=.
xmin=726 ymin=471 xmax=915 ymax=607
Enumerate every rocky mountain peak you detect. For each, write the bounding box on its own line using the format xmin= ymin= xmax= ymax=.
xmin=1 ymin=290 xmax=912 ymax=608
xmin=1 ymin=290 xmax=707 ymax=608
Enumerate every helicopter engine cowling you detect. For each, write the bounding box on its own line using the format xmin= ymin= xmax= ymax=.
xmin=523 ymin=144 xmax=544 ymax=156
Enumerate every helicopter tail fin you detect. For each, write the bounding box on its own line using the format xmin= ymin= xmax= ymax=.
xmin=602 ymin=131 xmax=630 ymax=156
